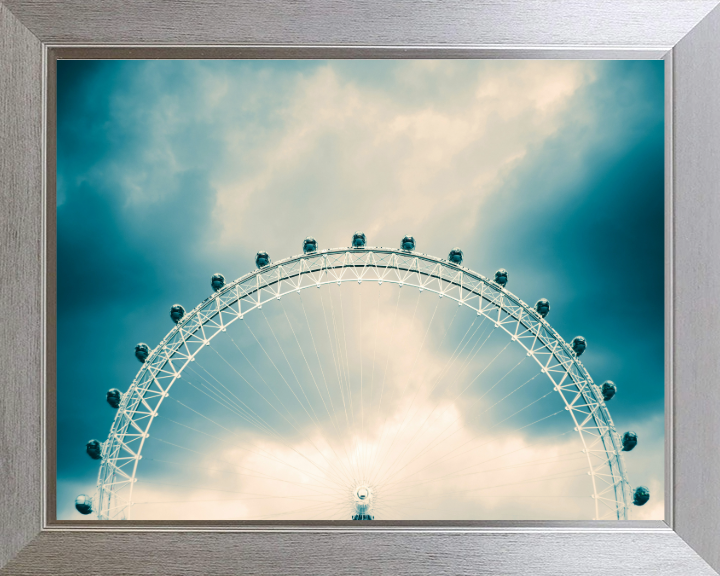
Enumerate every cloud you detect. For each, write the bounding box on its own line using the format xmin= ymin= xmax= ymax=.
xmin=56 ymin=60 xmax=665 ymax=521
xmin=130 ymin=404 xmax=598 ymax=521
xmin=207 ymin=61 xmax=595 ymax=256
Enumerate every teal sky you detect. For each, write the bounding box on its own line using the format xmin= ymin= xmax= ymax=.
xmin=57 ymin=60 xmax=665 ymax=520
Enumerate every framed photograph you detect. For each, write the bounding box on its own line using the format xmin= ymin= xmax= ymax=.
xmin=55 ymin=57 xmax=669 ymax=526
xmin=2 ymin=1 xmax=720 ymax=574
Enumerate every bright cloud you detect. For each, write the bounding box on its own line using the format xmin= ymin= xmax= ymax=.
xmin=204 ymin=61 xmax=596 ymax=252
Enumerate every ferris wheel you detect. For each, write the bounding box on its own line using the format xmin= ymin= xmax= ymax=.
xmin=75 ymin=233 xmax=650 ymax=521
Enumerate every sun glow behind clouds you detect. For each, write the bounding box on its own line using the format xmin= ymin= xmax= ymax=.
xmin=211 ymin=61 xmax=595 ymax=252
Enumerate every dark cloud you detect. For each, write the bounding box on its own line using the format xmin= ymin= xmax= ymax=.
xmin=466 ymin=61 xmax=665 ymax=428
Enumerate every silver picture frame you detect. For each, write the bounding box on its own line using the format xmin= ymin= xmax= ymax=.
xmin=1 ymin=1 xmax=719 ymax=573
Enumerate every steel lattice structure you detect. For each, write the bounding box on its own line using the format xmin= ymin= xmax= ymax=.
xmin=95 ymin=247 xmax=632 ymax=520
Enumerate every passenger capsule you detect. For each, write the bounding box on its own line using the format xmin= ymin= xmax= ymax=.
xmin=601 ymin=381 xmax=617 ymax=401
xmin=448 ymin=248 xmax=463 ymax=265
xmin=255 ymin=251 xmax=271 ymax=268
xmin=170 ymin=304 xmax=185 ymax=324
xmin=106 ymin=388 xmax=122 ymax=409
xmin=75 ymin=494 xmax=93 ymax=515
xmin=86 ymin=439 xmax=102 ymax=460
xmin=135 ymin=343 xmax=150 ymax=363
xmin=571 ymin=336 xmax=587 ymax=357
xmin=494 ymin=269 xmax=508 ymax=287
xmin=633 ymin=486 xmax=650 ymax=506
xmin=400 ymin=235 xmax=416 ymax=251
xmin=211 ymin=273 xmax=225 ymax=292
xmin=621 ymin=431 xmax=638 ymax=452
xmin=352 ymin=231 xmax=367 ymax=248
xmin=535 ymin=298 xmax=550 ymax=318
xmin=303 ymin=236 xmax=318 ymax=254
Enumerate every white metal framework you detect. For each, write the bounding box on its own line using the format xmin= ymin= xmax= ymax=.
xmin=95 ymin=247 xmax=632 ymax=520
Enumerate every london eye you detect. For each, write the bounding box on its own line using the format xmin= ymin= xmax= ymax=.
xmin=75 ymin=233 xmax=650 ymax=521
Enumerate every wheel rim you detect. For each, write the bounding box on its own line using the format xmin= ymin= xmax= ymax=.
xmin=96 ymin=247 xmax=631 ymax=520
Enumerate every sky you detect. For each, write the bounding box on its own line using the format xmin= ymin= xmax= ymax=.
xmin=56 ymin=59 xmax=665 ymax=521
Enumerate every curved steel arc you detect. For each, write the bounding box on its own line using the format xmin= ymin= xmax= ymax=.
xmin=96 ymin=247 xmax=631 ymax=520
